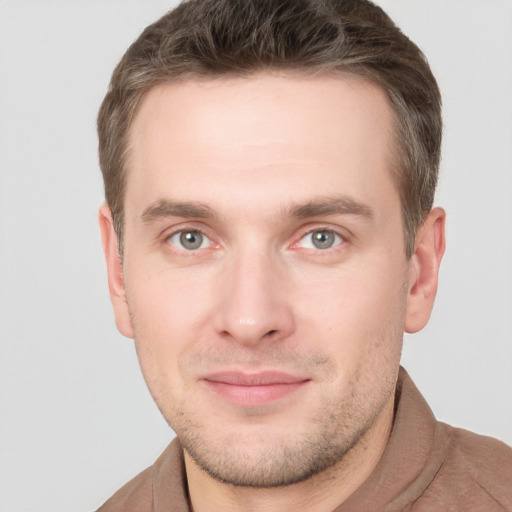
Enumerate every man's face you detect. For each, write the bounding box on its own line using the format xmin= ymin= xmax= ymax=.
xmin=110 ymin=73 xmax=417 ymax=486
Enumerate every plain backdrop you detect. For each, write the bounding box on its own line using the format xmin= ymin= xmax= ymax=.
xmin=0 ymin=1 xmax=511 ymax=510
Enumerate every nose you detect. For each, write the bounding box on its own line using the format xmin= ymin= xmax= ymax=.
xmin=213 ymin=248 xmax=295 ymax=347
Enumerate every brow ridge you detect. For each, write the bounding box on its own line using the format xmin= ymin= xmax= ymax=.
xmin=286 ymin=196 xmax=374 ymax=219
xmin=141 ymin=195 xmax=373 ymax=223
xmin=141 ymin=199 xmax=215 ymax=223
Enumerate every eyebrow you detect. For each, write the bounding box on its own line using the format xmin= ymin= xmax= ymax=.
xmin=141 ymin=199 xmax=215 ymax=223
xmin=286 ymin=196 xmax=374 ymax=220
xmin=140 ymin=195 xmax=374 ymax=224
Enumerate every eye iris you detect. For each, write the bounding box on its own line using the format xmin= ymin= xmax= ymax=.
xmin=312 ymin=230 xmax=335 ymax=249
xmin=179 ymin=231 xmax=203 ymax=250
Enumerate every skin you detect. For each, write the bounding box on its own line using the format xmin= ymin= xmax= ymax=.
xmin=100 ymin=73 xmax=445 ymax=512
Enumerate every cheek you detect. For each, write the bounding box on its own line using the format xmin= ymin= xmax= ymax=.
xmin=294 ymin=262 xmax=407 ymax=361
xmin=124 ymin=266 xmax=216 ymax=396
xmin=125 ymin=257 xmax=215 ymax=336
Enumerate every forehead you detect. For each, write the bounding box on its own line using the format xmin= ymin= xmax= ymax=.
xmin=125 ymin=72 xmax=398 ymax=217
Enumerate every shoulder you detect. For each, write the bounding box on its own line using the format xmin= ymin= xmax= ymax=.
xmin=415 ymin=424 xmax=512 ymax=511
xmin=94 ymin=438 xmax=187 ymax=511
xmin=451 ymin=426 xmax=512 ymax=469
xmin=96 ymin=466 xmax=154 ymax=512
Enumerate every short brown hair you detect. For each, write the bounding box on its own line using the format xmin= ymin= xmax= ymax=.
xmin=98 ymin=0 xmax=442 ymax=257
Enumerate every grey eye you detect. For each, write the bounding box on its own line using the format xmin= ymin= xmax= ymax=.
xmin=300 ymin=230 xmax=342 ymax=250
xmin=168 ymin=230 xmax=211 ymax=250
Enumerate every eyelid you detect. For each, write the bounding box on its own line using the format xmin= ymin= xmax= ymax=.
xmin=162 ymin=224 xmax=219 ymax=253
xmin=167 ymin=230 xmax=212 ymax=250
xmin=159 ymin=222 xmax=350 ymax=254
xmin=290 ymin=224 xmax=349 ymax=251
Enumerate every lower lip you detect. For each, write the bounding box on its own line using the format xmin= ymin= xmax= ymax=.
xmin=204 ymin=380 xmax=309 ymax=406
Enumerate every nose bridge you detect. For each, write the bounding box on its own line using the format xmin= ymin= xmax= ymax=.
xmin=214 ymin=241 xmax=293 ymax=345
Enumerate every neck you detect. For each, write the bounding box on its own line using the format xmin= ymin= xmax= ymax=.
xmin=184 ymin=395 xmax=394 ymax=512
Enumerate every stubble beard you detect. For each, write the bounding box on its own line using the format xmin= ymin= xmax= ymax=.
xmin=168 ymin=373 xmax=396 ymax=488
xmin=133 ymin=287 xmax=407 ymax=489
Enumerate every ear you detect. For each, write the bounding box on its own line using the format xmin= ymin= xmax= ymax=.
xmin=98 ymin=203 xmax=134 ymax=339
xmin=405 ymin=207 xmax=446 ymax=333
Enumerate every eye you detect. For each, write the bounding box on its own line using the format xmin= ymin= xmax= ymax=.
xmin=167 ymin=230 xmax=212 ymax=251
xmin=299 ymin=229 xmax=343 ymax=250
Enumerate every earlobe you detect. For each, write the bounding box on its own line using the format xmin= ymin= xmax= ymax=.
xmin=98 ymin=204 xmax=134 ymax=339
xmin=405 ymin=207 xmax=446 ymax=334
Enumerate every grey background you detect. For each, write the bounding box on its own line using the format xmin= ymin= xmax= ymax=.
xmin=0 ymin=0 xmax=511 ymax=510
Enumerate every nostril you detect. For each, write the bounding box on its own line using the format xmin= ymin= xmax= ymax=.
xmin=266 ymin=329 xmax=278 ymax=337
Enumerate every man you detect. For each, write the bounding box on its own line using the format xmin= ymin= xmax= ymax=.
xmin=96 ymin=0 xmax=512 ymax=510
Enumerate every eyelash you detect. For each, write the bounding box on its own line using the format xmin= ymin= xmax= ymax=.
xmin=164 ymin=228 xmax=215 ymax=254
xmin=162 ymin=225 xmax=348 ymax=255
xmin=292 ymin=226 xmax=346 ymax=252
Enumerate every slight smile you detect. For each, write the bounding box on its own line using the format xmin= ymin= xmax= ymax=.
xmin=202 ymin=371 xmax=311 ymax=407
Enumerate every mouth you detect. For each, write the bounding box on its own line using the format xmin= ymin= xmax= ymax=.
xmin=201 ymin=371 xmax=311 ymax=406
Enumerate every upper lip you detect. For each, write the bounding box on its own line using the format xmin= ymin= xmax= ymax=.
xmin=203 ymin=371 xmax=310 ymax=386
